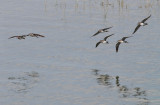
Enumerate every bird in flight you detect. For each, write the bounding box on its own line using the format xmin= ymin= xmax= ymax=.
xmin=92 ymin=27 xmax=112 ymax=37
xmin=116 ymin=36 xmax=132 ymax=53
xmin=132 ymin=15 xmax=151 ymax=34
xmin=95 ymin=34 xmax=114 ymax=48
xmin=8 ymin=35 xmax=27 ymax=40
xmin=27 ymin=33 xmax=45 ymax=38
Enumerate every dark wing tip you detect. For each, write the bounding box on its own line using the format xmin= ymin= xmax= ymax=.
xmin=104 ymin=26 xmax=113 ymax=30
xmin=108 ymin=26 xmax=113 ymax=29
xmin=132 ymin=25 xmax=140 ymax=34
xmin=142 ymin=14 xmax=151 ymax=23
xmin=132 ymin=32 xmax=135 ymax=34
xmin=38 ymin=35 xmax=45 ymax=37
xmin=116 ymin=42 xmax=120 ymax=52
xmin=8 ymin=36 xmax=16 ymax=39
xmin=148 ymin=14 xmax=151 ymax=18
xmin=92 ymin=31 xmax=99 ymax=37
xmin=149 ymin=14 xmax=151 ymax=17
xmin=104 ymin=34 xmax=114 ymax=40
xmin=108 ymin=33 xmax=114 ymax=37
xmin=95 ymin=42 xmax=101 ymax=48
xmin=122 ymin=36 xmax=133 ymax=41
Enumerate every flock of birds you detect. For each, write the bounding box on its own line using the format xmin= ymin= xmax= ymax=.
xmin=92 ymin=15 xmax=151 ymax=53
xmin=8 ymin=15 xmax=151 ymax=53
xmin=8 ymin=33 xmax=45 ymax=40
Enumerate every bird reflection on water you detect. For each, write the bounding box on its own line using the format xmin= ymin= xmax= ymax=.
xmin=92 ymin=69 xmax=99 ymax=76
xmin=116 ymin=76 xmax=120 ymax=87
xmin=92 ymin=69 xmax=149 ymax=105
xmin=97 ymin=74 xmax=113 ymax=87
xmin=8 ymin=71 xmax=39 ymax=93
xmin=92 ymin=69 xmax=113 ymax=87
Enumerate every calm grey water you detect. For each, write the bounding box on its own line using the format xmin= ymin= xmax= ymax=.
xmin=0 ymin=0 xmax=160 ymax=105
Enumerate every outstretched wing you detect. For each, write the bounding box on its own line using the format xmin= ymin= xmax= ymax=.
xmin=116 ymin=42 xmax=121 ymax=52
xmin=103 ymin=26 xmax=113 ymax=30
xmin=122 ymin=36 xmax=132 ymax=41
xmin=132 ymin=25 xmax=141 ymax=34
xmin=26 ymin=33 xmax=34 ymax=37
xmin=37 ymin=34 xmax=45 ymax=37
xmin=22 ymin=35 xmax=27 ymax=37
xmin=8 ymin=36 xmax=18 ymax=39
xmin=31 ymin=33 xmax=39 ymax=37
xmin=27 ymin=33 xmax=45 ymax=37
xmin=141 ymin=15 xmax=151 ymax=23
xmin=104 ymin=34 xmax=114 ymax=41
xmin=92 ymin=31 xmax=100 ymax=37
xmin=95 ymin=42 xmax=101 ymax=48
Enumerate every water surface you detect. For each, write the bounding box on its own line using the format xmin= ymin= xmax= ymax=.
xmin=0 ymin=0 xmax=160 ymax=105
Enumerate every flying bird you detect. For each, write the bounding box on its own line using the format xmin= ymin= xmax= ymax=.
xmin=95 ymin=34 xmax=114 ymax=48
xmin=92 ymin=27 xmax=112 ymax=37
xmin=27 ymin=33 xmax=45 ymax=38
xmin=8 ymin=35 xmax=27 ymax=40
xmin=116 ymin=36 xmax=132 ymax=53
xmin=132 ymin=15 xmax=151 ymax=34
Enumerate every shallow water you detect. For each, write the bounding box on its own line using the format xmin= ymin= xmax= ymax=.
xmin=0 ymin=0 xmax=160 ymax=105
